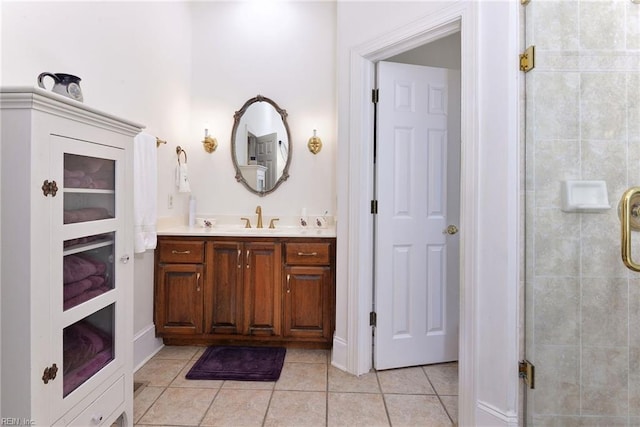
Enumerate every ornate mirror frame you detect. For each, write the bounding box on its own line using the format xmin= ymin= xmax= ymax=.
xmin=231 ymin=95 xmax=292 ymax=196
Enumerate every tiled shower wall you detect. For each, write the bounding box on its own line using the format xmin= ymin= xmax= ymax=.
xmin=525 ymin=0 xmax=640 ymax=424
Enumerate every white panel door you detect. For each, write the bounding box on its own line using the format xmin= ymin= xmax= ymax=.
xmin=256 ymin=132 xmax=277 ymax=189
xmin=374 ymin=61 xmax=460 ymax=370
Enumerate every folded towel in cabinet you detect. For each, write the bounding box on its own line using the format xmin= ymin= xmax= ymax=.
xmin=133 ymin=132 xmax=158 ymax=253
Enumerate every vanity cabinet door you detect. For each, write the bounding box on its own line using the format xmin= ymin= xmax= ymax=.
xmin=155 ymin=263 xmax=204 ymax=335
xmin=243 ymin=242 xmax=282 ymax=336
xmin=205 ymin=242 xmax=244 ymax=335
xmin=283 ymin=266 xmax=332 ymax=340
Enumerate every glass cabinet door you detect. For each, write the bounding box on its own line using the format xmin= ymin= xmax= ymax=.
xmin=50 ymin=135 xmax=126 ymax=415
xmin=63 ymin=232 xmax=115 ymax=311
xmin=63 ymin=153 xmax=115 ymax=224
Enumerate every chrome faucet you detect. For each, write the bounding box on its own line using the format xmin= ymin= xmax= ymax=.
xmin=256 ymin=205 xmax=263 ymax=228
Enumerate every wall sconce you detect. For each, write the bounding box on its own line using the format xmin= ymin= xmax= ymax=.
xmin=202 ymin=128 xmax=218 ymax=153
xmin=307 ymin=129 xmax=322 ymax=155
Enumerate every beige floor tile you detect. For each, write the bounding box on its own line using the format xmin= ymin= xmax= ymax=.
xmin=328 ymin=392 xmax=389 ymax=427
xmin=284 ymin=348 xmax=329 ymax=364
xmin=439 ymin=395 xmax=458 ymax=425
xmin=137 ymin=387 xmax=217 ymax=426
xmin=153 ymin=345 xmax=201 ymax=360
xmin=222 ymin=380 xmax=276 ymax=390
xmin=275 ymin=362 xmax=327 ymax=391
xmin=264 ymin=390 xmax=326 ymax=427
xmin=424 ymin=363 xmax=458 ymax=395
xmin=200 ymin=389 xmax=271 ymax=426
xmin=133 ymin=386 xmax=163 ymax=424
xmin=170 ymin=361 xmax=224 ymax=389
xmin=385 ymin=394 xmax=453 ymax=426
xmin=134 ymin=358 xmax=189 ymax=387
xmin=376 ymin=366 xmax=435 ymax=394
xmin=328 ymin=366 xmax=380 ymax=393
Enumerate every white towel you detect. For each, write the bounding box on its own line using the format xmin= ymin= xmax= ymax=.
xmin=133 ymin=132 xmax=158 ymax=253
xmin=176 ymin=162 xmax=191 ymax=193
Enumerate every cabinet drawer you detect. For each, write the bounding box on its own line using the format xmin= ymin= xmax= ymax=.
xmin=158 ymin=240 xmax=204 ymax=263
xmin=285 ymin=243 xmax=331 ymax=265
xmin=67 ymin=375 xmax=124 ymax=426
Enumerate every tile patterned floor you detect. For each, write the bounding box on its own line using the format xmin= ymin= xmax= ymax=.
xmin=134 ymin=346 xmax=458 ymax=426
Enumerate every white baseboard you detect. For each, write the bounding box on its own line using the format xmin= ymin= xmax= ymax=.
xmin=133 ymin=324 xmax=164 ymax=372
xmin=331 ymin=335 xmax=348 ymax=372
xmin=476 ymin=401 xmax=519 ymax=427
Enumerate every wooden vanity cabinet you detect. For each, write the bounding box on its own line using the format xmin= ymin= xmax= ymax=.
xmin=155 ymin=236 xmax=335 ymax=348
xmin=204 ymin=241 xmax=281 ymax=337
xmin=205 ymin=241 xmax=244 ymax=335
xmin=283 ymin=242 xmax=334 ymax=341
xmin=155 ymin=240 xmax=205 ymax=335
xmin=242 ymin=241 xmax=282 ymax=336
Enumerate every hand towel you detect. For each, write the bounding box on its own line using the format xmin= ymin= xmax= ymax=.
xmin=133 ymin=131 xmax=158 ymax=253
xmin=176 ymin=162 xmax=191 ymax=193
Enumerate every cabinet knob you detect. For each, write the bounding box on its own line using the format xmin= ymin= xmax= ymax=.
xmin=91 ymin=414 xmax=103 ymax=424
xmin=120 ymin=254 xmax=130 ymax=264
xmin=42 ymin=363 xmax=58 ymax=384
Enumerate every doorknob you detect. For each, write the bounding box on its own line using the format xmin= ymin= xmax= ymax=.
xmin=445 ymin=225 xmax=458 ymax=235
xmin=619 ymin=187 xmax=640 ymax=271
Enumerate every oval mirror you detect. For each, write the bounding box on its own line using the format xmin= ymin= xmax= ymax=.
xmin=231 ymin=95 xmax=291 ymax=196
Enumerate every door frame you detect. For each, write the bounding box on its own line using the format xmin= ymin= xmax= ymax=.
xmin=342 ymin=3 xmax=484 ymax=425
xmin=338 ymin=1 xmax=522 ymax=425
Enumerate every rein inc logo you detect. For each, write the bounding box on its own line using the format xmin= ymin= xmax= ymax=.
xmin=1 ymin=419 xmax=35 ymax=425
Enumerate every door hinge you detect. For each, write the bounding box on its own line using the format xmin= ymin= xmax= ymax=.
xmin=519 ymin=46 xmax=535 ymax=73
xmin=371 ymin=200 xmax=378 ymax=214
xmin=521 ymin=0 xmax=531 ymax=5
xmin=369 ymin=311 xmax=377 ymax=326
xmin=372 ymin=89 xmax=379 ymax=104
xmin=519 ymin=360 xmax=535 ymax=389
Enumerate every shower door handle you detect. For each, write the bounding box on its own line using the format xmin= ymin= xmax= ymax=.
xmin=620 ymin=187 xmax=640 ymax=272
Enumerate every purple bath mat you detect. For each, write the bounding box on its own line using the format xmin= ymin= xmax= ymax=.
xmin=186 ymin=346 xmax=286 ymax=381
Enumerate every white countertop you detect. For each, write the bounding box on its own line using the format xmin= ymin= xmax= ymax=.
xmin=158 ymin=224 xmax=336 ymax=238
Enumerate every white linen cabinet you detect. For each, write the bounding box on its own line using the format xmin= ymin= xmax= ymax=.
xmin=0 ymin=87 xmax=143 ymax=426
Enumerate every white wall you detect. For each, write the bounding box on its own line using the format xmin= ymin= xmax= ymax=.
xmin=0 ymin=0 xmax=337 ymax=369
xmin=0 ymin=1 xmax=193 ymax=365
xmin=387 ymin=32 xmax=461 ymax=69
xmin=180 ymin=1 xmax=337 ymax=220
